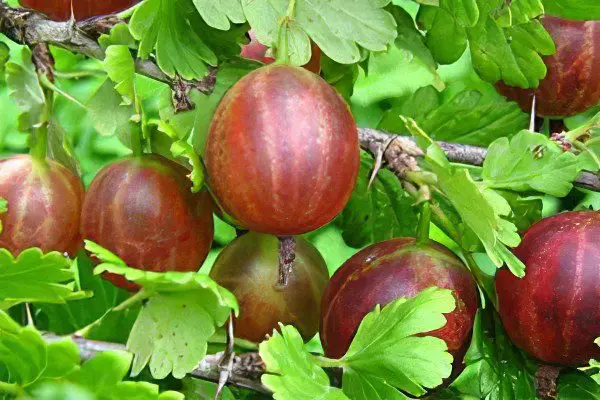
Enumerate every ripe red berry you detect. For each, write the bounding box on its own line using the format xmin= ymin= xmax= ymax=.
xmin=320 ymin=238 xmax=478 ymax=368
xmin=496 ymin=211 xmax=600 ymax=366
xmin=209 ymin=232 xmax=329 ymax=343
xmin=205 ymin=64 xmax=359 ymax=236
xmin=496 ymin=16 xmax=600 ymax=117
xmin=0 ymin=155 xmax=84 ymax=257
xmin=20 ymin=0 xmax=139 ymax=21
xmin=241 ymin=30 xmax=322 ymax=74
xmin=81 ymin=155 xmax=214 ymax=290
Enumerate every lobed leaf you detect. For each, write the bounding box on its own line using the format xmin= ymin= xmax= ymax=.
xmin=103 ymin=45 xmax=136 ymax=104
xmin=379 ymin=85 xmax=529 ymax=146
xmin=34 ymin=252 xmax=137 ymax=341
xmin=192 ymin=0 xmax=246 ymax=30
xmin=86 ymin=241 xmax=239 ymax=379
xmin=451 ymin=310 xmax=538 ymax=400
xmin=259 ymin=325 xmax=349 ymax=400
xmin=341 ymin=287 xmax=456 ymax=398
xmin=544 ymin=0 xmax=600 ymax=20
xmin=483 ymin=130 xmax=586 ymax=197
xmin=129 ymin=0 xmax=217 ymax=80
xmin=5 ymin=48 xmax=45 ymax=132
xmin=0 ymin=248 xmax=89 ymax=308
xmin=417 ymin=0 xmax=554 ymax=88
xmin=242 ymin=0 xmax=397 ymax=65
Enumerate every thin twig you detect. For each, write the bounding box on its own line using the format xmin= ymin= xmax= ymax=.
xmin=0 ymin=4 xmax=216 ymax=95
xmin=42 ymin=333 xmax=270 ymax=395
xmin=357 ymin=128 xmax=600 ymax=192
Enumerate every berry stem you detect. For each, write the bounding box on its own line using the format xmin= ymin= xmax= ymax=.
xmin=416 ymin=201 xmax=431 ymax=245
xmin=28 ymin=87 xmax=53 ymax=161
xmin=277 ymin=236 xmax=296 ymax=287
xmin=274 ymin=0 xmax=297 ymax=65
xmin=535 ymin=365 xmax=562 ymax=400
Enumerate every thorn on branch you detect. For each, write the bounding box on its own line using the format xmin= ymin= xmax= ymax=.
xmin=367 ymin=137 xmax=392 ymax=188
xmin=215 ymin=315 xmax=236 ymax=400
xmin=79 ymin=15 xmax=121 ymax=39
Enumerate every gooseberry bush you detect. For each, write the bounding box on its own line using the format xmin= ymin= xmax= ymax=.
xmin=0 ymin=0 xmax=599 ymax=399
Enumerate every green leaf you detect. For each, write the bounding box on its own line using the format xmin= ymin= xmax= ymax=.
xmin=0 ymin=313 xmax=50 ymax=386
xmin=336 ymin=152 xmax=418 ymax=248
xmin=427 ymin=160 xmax=525 ymax=276
xmin=0 ymin=248 xmax=89 ymax=308
xmin=418 ymin=6 xmax=468 ymax=65
xmin=379 ymin=86 xmax=529 ymax=146
xmin=98 ymin=23 xmax=137 ymax=49
xmin=29 ymin=383 xmax=95 ymax=400
xmin=34 ymin=252 xmax=136 ymax=342
xmin=575 ymin=190 xmax=600 ymax=211
xmin=86 ymin=78 xmax=143 ymax=153
xmin=341 ymin=287 xmax=456 ymax=398
xmin=187 ymin=12 xmax=249 ymax=63
xmin=170 ymin=140 xmax=204 ymax=192
xmin=126 ymin=290 xmax=234 ymax=379
xmin=103 ymin=45 xmax=136 ymax=104
xmin=180 ymin=378 xmax=239 ymax=400
xmin=467 ymin=15 xmax=554 ymax=88
xmin=495 ymin=191 xmax=543 ymax=233
xmin=557 ymin=370 xmax=600 ymax=399
xmin=5 ymin=48 xmax=45 ymax=132
xmin=86 ymin=79 xmax=137 ymax=136
xmin=451 ymin=310 xmax=538 ymax=400
xmin=440 ymin=0 xmax=479 ymax=27
xmin=192 ymin=0 xmax=245 ymax=30
xmin=46 ymin=118 xmax=80 ymax=175
xmin=418 ymin=1 xmax=554 ymax=88
xmin=129 ymin=0 xmax=217 ymax=80
xmin=351 ymin=7 xmax=443 ymax=107
xmin=71 ymin=350 xmax=133 ymax=393
xmin=0 ymin=42 xmax=9 ymax=84
xmin=306 ymin=224 xmax=361 ymax=276
xmin=259 ymin=325 xmax=350 ymax=400
xmin=543 ymin=0 xmax=600 ymax=20
xmin=482 ymin=130 xmax=584 ymax=197
xmin=0 ymin=310 xmax=184 ymax=399
xmin=85 ymin=241 xmax=239 ymax=379
xmin=149 ymin=119 xmax=205 ymax=192
xmin=0 ymin=311 xmax=79 ymax=388
xmin=242 ymin=0 xmax=397 ymax=65
xmin=35 ymin=348 xmax=184 ymax=400
xmin=494 ymin=0 xmax=545 ymax=27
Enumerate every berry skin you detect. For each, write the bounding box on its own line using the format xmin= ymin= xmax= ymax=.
xmin=81 ymin=154 xmax=214 ymax=290
xmin=205 ymin=64 xmax=359 ymax=236
xmin=0 ymin=155 xmax=84 ymax=257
